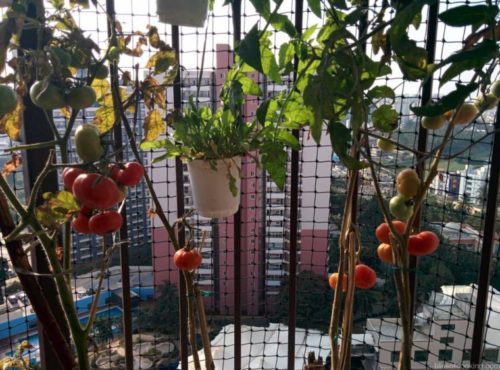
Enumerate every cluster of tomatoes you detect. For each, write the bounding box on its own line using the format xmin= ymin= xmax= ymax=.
xmin=63 ymin=161 xmax=144 ymax=236
xmin=328 ymin=263 xmax=377 ymax=292
xmin=375 ymin=221 xmax=439 ymax=263
xmin=173 ymin=247 xmax=202 ymax=271
xmin=389 ymin=169 xmax=421 ymax=221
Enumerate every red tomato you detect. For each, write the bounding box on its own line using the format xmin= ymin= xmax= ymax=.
xmin=72 ymin=173 xmax=121 ymax=209
xmin=62 ymin=167 xmax=84 ymax=191
xmin=408 ymin=231 xmax=439 ymax=256
xmin=377 ymin=243 xmax=395 ymax=264
xmin=116 ymin=162 xmax=144 ymax=186
xmin=173 ymin=248 xmax=202 ymax=271
xmin=72 ymin=212 xmax=91 ymax=234
xmin=375 ymin=221 xmax=406 ymax=244
xmin=354 ymin=264 xmax=377 ymax=289
xmin=328 ymin=272 xmax=348 ymax=292
xmin=108 ymin=164 xmax=122 ymax=182
xmin=88 ymin=211 xmax=123 ymax=235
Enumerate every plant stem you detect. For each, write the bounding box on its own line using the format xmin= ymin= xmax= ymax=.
xmin=195 ymin=283 xmax=215 ymax=370
xmin=184 ymin=272 xmax=201 ymax=370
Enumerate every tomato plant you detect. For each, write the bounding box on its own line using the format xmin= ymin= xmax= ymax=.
xmin=389 ymin=194 xmax=414 ymax=221
xmin=173 ymin=248 xmax=203 ymax=271
xmin=328 ymin=272 xmax=347 ymax=292
xmin=72 ymin=173 xmax=121 ymax=209
xmin=29 ymin=81 xmax=66 ymax=110
xmin=66 ymin=86 xmax=96 ymax=110
xmin=375 ymin=221 xmax=406 ymax=244
xmin=88 ymin=211 xmax=123 ymax=235
xmin=354 ymin=264 xmax=377 ymax=290
xmin=115 ymin=162 xmax=144 ymax=186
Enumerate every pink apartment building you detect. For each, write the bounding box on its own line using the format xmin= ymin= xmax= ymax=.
xmin=150 ymin=44 xmax=332 ymax=316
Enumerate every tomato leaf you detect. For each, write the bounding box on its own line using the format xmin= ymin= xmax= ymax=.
xmin=328 ymin=121 xmax=368 ymax=170
xmin=438 ymin=5 xmax=498 ymax=27
xmin=0 ymin=99 xmax=22 ymax=141
xmin=372 ymin=104 xmax=398 ymax=132
xmin=411 ymin=83 xmax=479 ymax=116
xmin=143 ymin=109 xmax=165 ymax=142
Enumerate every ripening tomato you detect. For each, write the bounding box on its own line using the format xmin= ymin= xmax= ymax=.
xmin=408 ymin=231 xmax=439 ymax=256
xmin=328 ymin=272 xmax=348 ymax=292
xmin=375 ymin=220 xmax=406 ymax=244
xmin=72 ymin=212 xmax=91 ymax=234
xmin=354 ymin=264 xmax=377 ymax=290
xmin=88 ymin=211 xmax=123 ymax=235
xmin=72 ymin=173 xmax=121 ymax=209
xmin=377 ymin=243 xmax=395 ymax=264
xmin=396 ymin=169 xmax=421 ymax=198
xmin=173 ymin=248 xmax=202 ymax=271
xmin=62 ymin=167 xmax=84 ymax=191
xmin=389 ymin=195 xmax=414 ymax=221
xmin=116 ymin=162 xmax=144 ymax=186
xmin=108 ymin=163 xmax=122 ymax=182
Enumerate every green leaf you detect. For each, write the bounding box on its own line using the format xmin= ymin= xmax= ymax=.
xmin=440 ymin=59 xmax=486 ymax=86
xmin=331 ymin=0 xmax=347 ymax=10
xmin=261 ymin=46 xmax=281 ymax=83
xmin=367 ymin=86 xmax=395 ymax=102
xmin=443 ymin=40 xmax=498 ymax=65
xmin=372 ymin=104 xmax=398 ymax=132
xmin=237 ymin=26 xmax=263 ymax=74
xmin=411 ymin=83 xmax=479 ymax=116
xmin=140 ymin=139 xmax=167 ymax=150
xmin=269 ymin=13 xmax=297 ymax=37
xmin=438 ymin=5 xmax=498 ymax=27
xmin=389 ymin=0 xmax=435 ymax=54
xmin=261 ymin=145 xmax=287 ymax=190
xmin=328 ymin=121 xmax=368 ymax=170
xmin=279 ymin=42 xmax=295 ymax=70
xmin=250 ymin=0 xmax=270 ymax=18
xmin=238 ymin=75 xmax=262 ymax=96
xmin=307 ymin=0 xmax=321 ymax=17
xmin=277 ymin=130 xmax=300 ymax=150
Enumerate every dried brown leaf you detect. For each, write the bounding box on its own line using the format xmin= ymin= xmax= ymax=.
xmin=2 ymin=153 xmax=22 ymax=178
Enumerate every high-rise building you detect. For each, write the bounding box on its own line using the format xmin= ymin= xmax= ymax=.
xmin=151 ymin=44 xmax=331 ymax=316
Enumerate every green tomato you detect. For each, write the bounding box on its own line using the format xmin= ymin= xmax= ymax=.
xmin=490 ymin=80 xmax=500 ymax=99
xmin=107 ymin=47 xmax=121 ymax=62
xmin=89 ymin=64 xmax=109 ymax=80
xmin=66 ymin=86 xmax=96 ymax=110
xmin=474 ymin=94 xmax=498 ymax=111
xmin=376 ymin=138 xmax=396 ymax=152
xmin=421 ymin=115 xmax=446 ymax=130
xmin=389 ymin=194 xmax=414 ymax=221
xmin=75 ymin=124 xmax=104 ymax=163
xmin=50 ymin=47 xmax=71 ymax=67
xmin=29 ymin=81 xmax=66 ymax=110
xmin=0 ymin=85 xmax=17 ymax=116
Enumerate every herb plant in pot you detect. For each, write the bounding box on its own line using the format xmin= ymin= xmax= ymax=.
xmin=156 ymin=0 xmax=209 ymax=28
xmin=142 ymin=98 xmax=258 ymax=218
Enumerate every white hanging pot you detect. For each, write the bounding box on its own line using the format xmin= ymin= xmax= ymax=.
xmin=157 ymin=0 xmax=208 ymax=28
xmin=187 ymin=156 xmax=241 ymax=219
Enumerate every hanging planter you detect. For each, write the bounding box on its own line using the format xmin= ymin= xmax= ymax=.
xmin=187 ymin=156 xmax=241 ymax=219
xmin=157 ymin=0 xmax=208 ymax=28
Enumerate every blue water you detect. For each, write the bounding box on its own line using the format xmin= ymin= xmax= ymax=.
xmin=5 ymin=306 xmax=124 ymax=361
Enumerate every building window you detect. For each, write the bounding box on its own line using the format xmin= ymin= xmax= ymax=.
xmin=414 ymin=350 xmax=428 ymax=362
xmin=391 ymin=351 xmax=399 ymax=363
xmin=441 ymin=324 xmax=456 ymax=331
xmin=483 ymin=348 xmax=499 ymax=362
xmin=440 ymin=337 xmax=455 ymax=345
xmin=439 ymin=350 xmax=453 ymax=362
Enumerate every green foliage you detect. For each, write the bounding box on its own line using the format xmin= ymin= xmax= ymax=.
xmin=438 ymin=4 xmax=498 ymax=27
xmin=135 ymin=282 xmax=180 ymax=336
xmin=274 ymin=271 xmax=333 ymax=332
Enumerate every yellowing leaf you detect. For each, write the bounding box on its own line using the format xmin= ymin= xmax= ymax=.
xmin=146 ymin=49 xmax=177 ymax=76
xmin=92 ymin=79 xmax=110 ymax=101
xmin=93 ymin=104 xmax=116 ymax=134
xmin=2 ymin=153 xmax=21 ymax=178
xmin=60 ymin=106 xmax=71 ymax=119
xmin=144 ymin=109 xmax=165 ymax=141
xmin=0 ymin=99 xmax=23 ymax=141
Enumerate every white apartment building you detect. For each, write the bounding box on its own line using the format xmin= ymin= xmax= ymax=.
xmin=365 ymin=284 xmax=500 ymax=369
